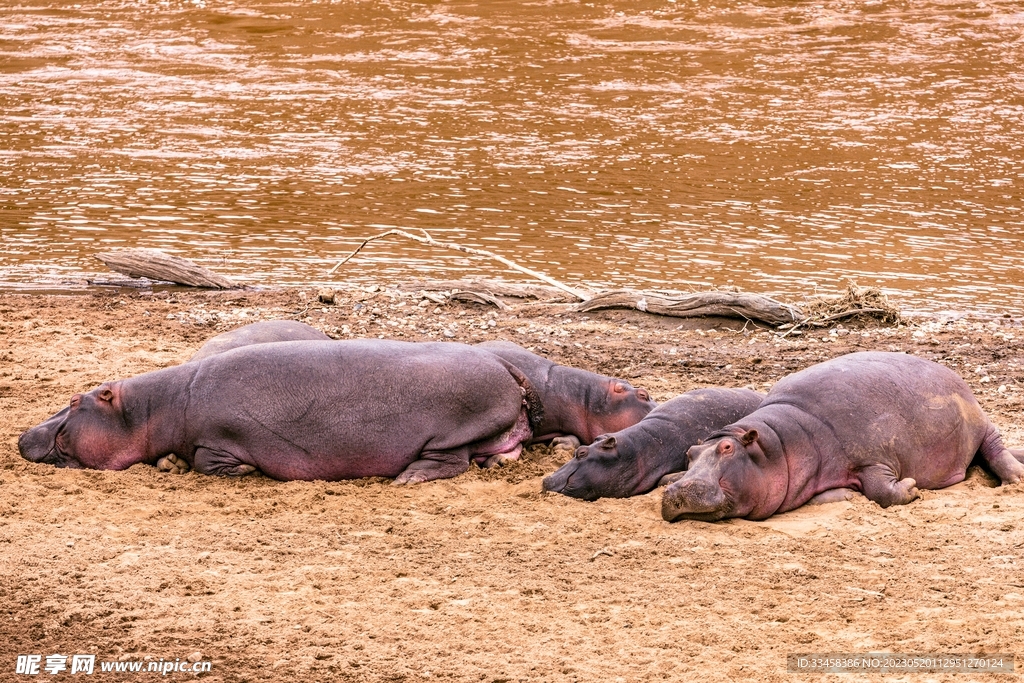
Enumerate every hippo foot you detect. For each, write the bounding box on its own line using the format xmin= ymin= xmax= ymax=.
xmin=993 ymin=453 xmax=1024 ymax=485
xmin=481 ymin=444 xmax=524 ymax=469
xmin=978 ymin=430 xmax=1024 ymax=484
xmin=657 ymin=471 xmax=686 ymax=488
xmin=156 ymin=454 xmax=191 ymax=475
xmin=859 ymin=464 xmax=921 ymax=509
xmin=551 ymin=436 xmax=581 ymax=453
xmin=895 ymin=478 xmax=921 ymax=505
xmin=394 ymin=453 xmax=472 ymax=485
xmin=805 ymin=488 xmax=861 ymax=506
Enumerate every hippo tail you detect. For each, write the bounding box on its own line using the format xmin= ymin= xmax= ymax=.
xmin=495 ymin=357 xmax=545 ymax=433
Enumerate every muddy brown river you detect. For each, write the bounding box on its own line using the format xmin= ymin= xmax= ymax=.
xmin=1 ymin=0 xmax=1022 ymax=313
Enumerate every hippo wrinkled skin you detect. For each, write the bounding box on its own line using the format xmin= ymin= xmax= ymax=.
xmin=543 ymin=388 xmax=763 ymax=500
xmin=18 ymin=320 xmax=332 ymax=474
xmin=19 ymin=340 xmax=542 ymax=484
xmin=662 ymin=351 xmax=1024 ymax=522
xmin=477 ymin=341 xmax=656 ymax=449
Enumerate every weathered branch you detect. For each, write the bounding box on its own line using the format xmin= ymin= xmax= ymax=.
xmin=328 ymin=229 xmax=591 ymax=302
xmin=398 ymin=279 xmax=573 ymax=302
xmin=576 ymin=290 xmax=803 ymax=326
xmin=96 ymin=248 xmax=236 ymax=289
xmin=449 ymin=291 xmax=510 ymax=310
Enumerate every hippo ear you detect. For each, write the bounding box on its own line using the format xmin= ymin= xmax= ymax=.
xmin=612 ymin=383 xmax=627 ymax=394
xmin=636 ymin=388 xmax=650 ymax=401
xmin=740 ymin=429 xmax=759 ymax=446
xmin=599 ymin=436 xmax=616 ymax=450
xmin=98 ymin=388 xmax=114 ymax=403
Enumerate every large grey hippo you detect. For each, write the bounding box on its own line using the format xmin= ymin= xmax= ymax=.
xmin=19 ymin=340 xmax=542 ymax=484
xmin=19 ymin=320 xmax=332 ymax=474
xmin=543 ymin=388 xmax=764 ymax=500
xmin=662 ymin=352 xmax=1024 ymax=522
xmin=477 ymin=341 xmax=656 ymax=449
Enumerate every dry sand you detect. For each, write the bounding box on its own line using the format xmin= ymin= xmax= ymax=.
xmin=1 ymin=286 xmax=1022 ymax=682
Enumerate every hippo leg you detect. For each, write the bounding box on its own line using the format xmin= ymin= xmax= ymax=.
xmin=193 ymin=447 xmax=258 ymax=477
xmin=978 ymin=427 xmax=1024 ymax=484
xmin=156 ymin=454 xmax=191 ymax=475
xmin=657 ymin=471 xmax=686 ymax=488
xmin=857 ymin=464 xmax=920 ymax=508
xmin=481 ymin=444 xmax=524 ymax=469
xmin=551 ymin=436 xmax=581 ymax=452
xmin=805 ymin=488 xmax=861 ymax=506
xmin=393 ymin=451 xmax=471 ymax=486
xmin=1010 ymin=448 xmax=1024 ymax=465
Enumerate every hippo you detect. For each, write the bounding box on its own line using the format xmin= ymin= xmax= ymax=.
xmin=542 ymin=388 xmax=764 ymax=500
xmin=662 ymin=351 xmax=1024 ymax=522
xmin=19 ymin=340 xmax=543 ymax=484
xmin=19 ymin=320 xmax=333 ymax=474
xmin=477 ymin=341 xmax=656 ymax=449
xmin=189 ymin=320 xmax=330 ymax=361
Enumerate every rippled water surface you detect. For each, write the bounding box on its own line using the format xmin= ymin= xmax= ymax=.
xmin=2 ymin=0 xmax=1023 ymax=312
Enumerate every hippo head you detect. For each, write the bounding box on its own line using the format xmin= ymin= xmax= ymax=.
xmin=587 ymin=381 xmax=656 ymax=439
xmin=542 ymin=433 xmax=666 ymax=501
xmin=18 ymin=383 xmax=148 ymax=470
xmin=661 ymin=428 xmax=785 ymax=522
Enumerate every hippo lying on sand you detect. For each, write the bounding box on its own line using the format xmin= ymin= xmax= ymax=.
xmin=19 ymin=340 xmax=542 ymax=484
xmin=477 ymin=341 xmax=656 ymax=449
xmin=542 ymin=388 xmax=763 ymax=500
xmin=662 ymin=351 xmax=1024 ymax=522
xmin=189 ymin=319 xmax=330 ymax=361
xmin=20 ymin=320 xmax=332 ymax=474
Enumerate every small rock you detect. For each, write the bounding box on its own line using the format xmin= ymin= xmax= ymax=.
xmin=187 ymin=652 xmax=202 ymax=663
xmin=317 ymin=288 xmax=335 ymax=305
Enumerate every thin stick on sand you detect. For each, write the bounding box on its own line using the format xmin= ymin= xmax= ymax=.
xmin=327 ymin=229 xmax=591 ymax=302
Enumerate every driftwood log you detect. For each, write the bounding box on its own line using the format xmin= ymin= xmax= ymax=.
xmin=576 ymin=290 xmax=803 ymax=326
xmin=95 ymin=249 xmax=236 ymax=289
xmin=449 ymin=290 xmax=510 ymax=310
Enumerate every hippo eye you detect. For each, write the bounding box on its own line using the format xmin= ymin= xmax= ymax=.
xmin=574 ymin=447 xmax=588 ymax=460
xmin=720 ymin=442 xmax=734 ymax=455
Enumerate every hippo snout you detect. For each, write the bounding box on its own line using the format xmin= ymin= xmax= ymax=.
xmin=18 ymin=427 xmax=55 ymax=464
xmin=542 ymin=460 xmax=578 ymax=494
xmin=662 ymin=477 xmax=729 ymax=522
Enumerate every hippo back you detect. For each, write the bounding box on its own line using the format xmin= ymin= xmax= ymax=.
xmin=190 ymin=320 xmax=330 ymax=362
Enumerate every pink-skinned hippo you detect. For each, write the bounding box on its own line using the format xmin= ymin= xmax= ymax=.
xmin=19 ymin=340 xmax=543 ymax=484
xmin=543 ymin=388 xmax=764 ymax=500
xmin=662 ymin=351 xmax=1024 ymax=522
xmin=477 ymin=341 xmax=656 ymax=449
xmin=18 ymin=320 xmax=332 ymax=474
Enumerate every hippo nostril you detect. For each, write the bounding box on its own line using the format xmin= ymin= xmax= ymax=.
xmin=541 ymin=471 xmax=564 ymax=492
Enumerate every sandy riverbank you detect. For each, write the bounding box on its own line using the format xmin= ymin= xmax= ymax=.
xmin=1 ymin=285 xmax=1021 ymax=682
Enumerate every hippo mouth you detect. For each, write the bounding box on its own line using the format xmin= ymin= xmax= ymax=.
xmin=541 ymin=461 xmax=578 ymax=496
xmin=661 ymin=477 xmax=732 ymax=522
xmin=18 ymin=407 xmax=71 ymax=465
